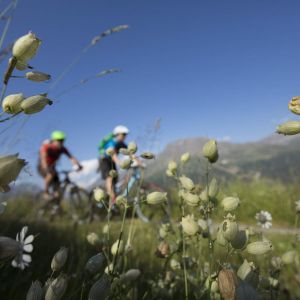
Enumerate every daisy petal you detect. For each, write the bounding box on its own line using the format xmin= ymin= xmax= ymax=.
xmin=24 ymin=235 xmax=34 ymax=245
xmin=23 ymin=244 xmax=33 ymax=253
xmin=20 ymin=226 xmax=28 ymax=242
xmin=11 ymin=260 xmax=18 ymax=267
xmin=22 ymin=254 xmax=32 ymax=263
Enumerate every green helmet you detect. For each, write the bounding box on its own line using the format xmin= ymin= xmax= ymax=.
xmin=51 ymin=130 xmax=66 ymax=141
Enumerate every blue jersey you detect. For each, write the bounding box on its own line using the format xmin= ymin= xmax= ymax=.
xmin=98 ymin=133 xmax=127 ymax=157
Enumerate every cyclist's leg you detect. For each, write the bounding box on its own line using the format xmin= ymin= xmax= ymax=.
xmin=100 ymin=157 xmax=117 ymax=205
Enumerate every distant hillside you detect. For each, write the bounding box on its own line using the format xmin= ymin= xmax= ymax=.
xmin=146 ymin=134 xmax=300 ymax=186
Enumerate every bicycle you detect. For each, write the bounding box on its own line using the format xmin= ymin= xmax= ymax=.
xmin=89 ymin=164 xmax=165 ymax=223
xmin=36 ymin=170 xmax=91 ymax=222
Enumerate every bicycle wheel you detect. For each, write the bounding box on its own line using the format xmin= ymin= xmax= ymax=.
xmin=68 ymin=186 xmax=91 ymax=222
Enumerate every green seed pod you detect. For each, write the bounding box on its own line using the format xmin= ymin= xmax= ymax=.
xmin=26 ymin=280 xmax=43 ymax=300
xmin=203 ymin=140 xmax=219 ymax=163
xmin=140 ymin=152 xmax=155 ymax=159
xmin=119 ymin=269 xmax=141 ymax=285
xmin=221 ymin=197 xmax=240 ymax=212
xmin=181 ymin=215 xmax=199 ymax=236
xmin=288 ymin=96 xmax=300 ymax=115
xmin=180 ymin=152 xmax=190 ymax=163
xmin=246 ymin=241 xmax=273 ymax=255
xmin=167 ymin=160 xmax=177 ymax=173
xmin=221 ymin=219 xmax=238 ymax=242
xmin=2 ymin=93 xmax=24 ymax=114
xmin=276 ymin=121 xmax=300 ymax=135
xmin=88 ymin=274 xmax=111 ymax=300
xmin=179 ymin=176 xmax=195 ymax=191
xmin=25 ymin=71 xmax=51 ymax=82
xmin=119 ymin=159 xmax=132 ymax=169
xmin=230 ymin=230 xmax=248 ymax=249
xmin=127 ymin=142 xmax=137 ymax=154
xmin=85 ymin=253 xmax=106 ymax=275
xmin=12 ymin=32 xmax=41 ymax=62
xmin=0 ymin=154 xmax=26 ymax=192
xmin=170 ymin=259 xmax=181 ymax=270
xmin=208 ymin=177 xmax=219 ymax=198
xmin=21 ymin=94 xmax=53 ymax=114
xmin=281 ymin=250 xmax=298 ymax=265
xmin=86 ymin=232 xmax=100 ymax=246
xmin=111 ymin=239 xmax=124 ymax=256
xmin=45 ymin=275 xmax=68 ymax=300
xmin=237 ymin=259 xmax=259 ymax=288
xmin=146 ymin=192 xmax=167 ymax=205
xmin=51 ymin=247 xmax=68 ymax=272
xmin=216 ymin=229 xmax=228 ymax=247
xmin=182 ymin=191 xmax=200 ymax=207
xmin=93 ymin=187 xmax=105 ymax=202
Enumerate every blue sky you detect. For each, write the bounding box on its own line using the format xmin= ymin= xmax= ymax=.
xmin=1 ymin=0 xmax=300 ymax=173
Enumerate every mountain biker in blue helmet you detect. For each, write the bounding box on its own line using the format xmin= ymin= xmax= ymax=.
xmin=98 ymin=125 xmax=129 ymax=205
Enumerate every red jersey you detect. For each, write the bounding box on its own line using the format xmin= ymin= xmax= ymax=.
xmin=40 ymin=142 xmax=71 ymax=166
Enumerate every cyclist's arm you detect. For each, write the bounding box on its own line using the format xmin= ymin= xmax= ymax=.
xmin=40 ymin=151 xmax=48 ymax=170
xmin=64 ymin=148 xmax=82 ymax=170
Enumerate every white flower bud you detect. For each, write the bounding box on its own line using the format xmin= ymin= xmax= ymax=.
xmin=119 ymin=159 xmax=132 ymax=169
xmin=85 ymin=253 xmax=106 ymax=275
xmin=87 ymin=232 xmax=100 ymax=246
xmin=13 ymin=32 xmax=41 ymax=62
xmin=221 ymin=197 xmax=240 ymax=212
xmin=111 ymin=239 xmax=124 ymax=256
xmin=246 ymin=241 xmax=273 ymax=255
xmin=128 ymin=142 xmax=137 ymax=154
xmin=181 ymin=215 xmax=199 ymax=236
xmin=221 ymin=218 xmax=238 ymax=242
xmin=119 ymin=269 xmax=141 ymax=284
xmin=203 ymin=140 xmax=218 ymax=163
xmin=25 ymin=71 xmax=51 ymax=82
xmin=281 ymin=250 xmax=298 ymax=265
xmin=26 ymin=280 xmax=43 ymax=300
xmin=51 ymin=247 xmax=68 ymax=272
xmin=93 ymin=187 xmax=105 ymax=202
xmin=21 ymin=94 xmax=53 ymax=114
xmin=140 ymin=152 xmax=155 ymax=159
xmin=181 ymin=191 xmax=200 ymax=207
xmin=146 ymin=192 xmax=167 ymax=205
xmin=180 ymin=152 xmax=190 ymax=163
xmin=167 ymin=161 xmax=177 ymax=173
xmin=2 ymin=93 xmax=24 ymax=114
xmin=237 ymin=259 xmax=259 ymax=288
xmin=170 ymin=259 xmax=181 ymax=270
xmin=179 ymin=176 xmax=195 ymax=191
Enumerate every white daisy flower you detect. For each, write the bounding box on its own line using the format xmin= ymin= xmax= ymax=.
xmin=295 ymin=200 xmax=300 ymax=213
xmin=11 ymin=226 xmax=34 ymax=270
xmin=255 ymin=210 xmax=272 ymax=229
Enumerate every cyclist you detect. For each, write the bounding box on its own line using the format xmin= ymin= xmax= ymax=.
xmin=38 ymin=130 xmax=82 ymax=198
xmin=98 ymin=125 xmax=129 ymax=205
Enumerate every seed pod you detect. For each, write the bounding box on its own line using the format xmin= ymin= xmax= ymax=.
xmin=106 ymin=147 xmax=115 ymax=156
xmin=146 ymin=191 xmax=167 ymax=205
xmin=218 ymin=269 xmax=237 ymax=300
xmin=222 ymin=197 xmax=240 ymax=212
xmin=51 ymin=247 xmax=68 ymax=272
xmin=140 ymin=152 xmax=155 ymax=159
xmin=85 ymin=253 xmax=106 ymax=275
xmin=45 ymin=275 xmax=68 ymax=300
xmin=119 ymin=148 xmax=130 ymax=155
xmin=2 ymin=93 xmax=24 ymax=114
xmin=0 ymin=236 xmax=20 ymax=260
xmin=88 ymin=274 xmax=111 ymax=300
xmin=276 ymin=121 xmax=300 ymax=135
xmin=12 ymin=32 xmax=41 ymax=62
xmin=180 ymin=152 xmax=190 ymax=163
xmin=236 ymin=281 xmax=260 ymax=300
xmin=281 ymin=250 xmax=298 ymax=265
xmin=230 ymin=230 xmax=248 ymax=249
xmin=166 ymin=169 xmax=174 ymax=177
xmin=87 ymin=232 xmax=100 ymax=246
xmin=109 ymin=169 xmax=117 ymax=178
xmin=13 ymin=58 xmax=31 ymax=71
xmin=170 ymin=259 xmax=181 ymax=270
xmin=179 ymin=176 xmax=195 ymax=191
xmin=216 ymin=229 xmax=228 ymax=247
xmin=208 ymin=177 xmax=219 ymax=198
xmin=119 ymin=159 xmax=132 ymax=169
xmin=182 ymin=191 xmax=200 ymax=207
xmin=25 ymin=71 xmax=51 ymax=82
xmin=246 ymin=241 xmax=273 ymax=255
xmin=200 ymin=188 xmax=209 ymax=202
xmin=21 ymin=94 xmax=53 ymax=114
xmin=93 ymin=187 xmax=105 ymax=202
xmin=181 ymin=215 xmax=199 ymax=236
xmin=203 ymin=140 xmax=219 ymax=163
xmin=26 ymin=280 xmax=43 ymax=300
xmin=167 ymin=161 xmax=177 ymax=173
xmin=102 ymin=224 xmax=109 ymax=234
xmin=111 ymin=239 xmax=124 ymax=256
xmin=211 ymin=280 xmax=219 ymax=293
xmin=120 ymin=269 xmax=141 ymax=285
xmin=288 ymin=96 xmax=300 ymax=115
xmin=237 ymin=259 xmax=259 ymax=288
xmin=128 ymin=142 xmax=137 ymax=154
xmin=0 ymin=154 xmax=26 ymax=192
xmin=221 ymin=219 xmax=238 ymax=242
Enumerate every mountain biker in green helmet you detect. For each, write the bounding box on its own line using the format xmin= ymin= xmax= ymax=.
xmin=98 ymin=125 xmax=129 ymax=205
xmin=38 ymin=130 xmax=83 ymax=198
